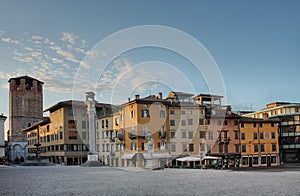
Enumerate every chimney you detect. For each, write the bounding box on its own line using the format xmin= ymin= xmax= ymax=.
xmin=158 ymin=92 xmax=162 ymax=100
xmin=135 ymin=95 xmax=140 ymax=100
xmin=128 ymin=98 xmax=131 ymax=102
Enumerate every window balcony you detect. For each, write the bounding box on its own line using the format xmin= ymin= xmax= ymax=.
xmin=117 ymin=134 xmax=124 ymax=141
xmin=159 ymin=131 xmax=167 ymax=139
xmin=217 ymin=137 xmax=230 ymax=143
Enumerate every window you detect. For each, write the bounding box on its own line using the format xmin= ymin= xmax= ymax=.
xmin=217 ymin=120 xmax=222 ymax=125
xmin=82 ymin=121 xmax=87 ymax=129
xmin=254 ymin=144 xmax=258 ymax=152
xmin=260 ymin=132 xmax=264 ymax=139
xmin=189 ymin=143 xmax=194 ymax=152
xmin=68 ymin=120 xmax=77 ymax=129
xmin=271 ymin=156 xmax=277 ymax=164
xmin=253 ymin=123 xmax=256 ymax=128
xmin=59 ymin=132 xmax=63 ymax=140
xmin=106 ymin=144 xmax=110 ymax=152
xmin=131 ymin=141 xmax=136 ymax=151
xmin=224 ymin=144 xmax=228 ymax=153
xmin=159 ymin=110 xmax=165 ymax=119
xmin=130 ymin=110 xmax=134 ymax=118
xmin=81 ymin=109 xmax=87 ymax=117
xmin=208 ymin=131 xmax=213 ymax=140
xmin=224 ymin=120 xmax=228 ymax=125
xmin=271 ymin=132 xmax=276 ymax=139
xmin=96 ymin=131 xmax=100 ymax=139
xmin=200 ymin=143 xmax=205 ymax=151
xmin=206 ymin=144 xmax=211 ymax=153
xmin=234 ymin=120 xmax=238 ymax=126
xmin=68 ymin=109 xmax=76 ymax=116
xmin=82 ymin=132 xmax=86 ymax=140
xmin=200 ymin=131 xmax=206 ymax=139
xmin=170 ymin=132 xmax=176 ymax=139
xmin=181 ymin=120 xmax=186 ymax=126
xmin=259 ymin=123 xmax=263 ymax=128
xmin=271 ymin=123 xmax=275 ymax=127
xmin=170 ymin=110 xmax=174 ymax=115
xmin=241 ymin=144 xmax=246 ymax=152
xmin=181 ymin=132 xmax=186 ymax=139
xmin=260 ymin=144 xmax=265 ymax=152
xmin=242 ymin=157 xmax=248 ymax=165
xmin=234 ymin=131 xmax=239 ymax=140
xmin=235 ymin=144 xmax=240 ymax=153
xmin=170 ymin=120 xmax=175 ymax=126
xmin=141 ymin=109 xmax=150 ymax=118
xmin=182 ymin=143 xmax=187 ymax=152
xmin=115 ymin=118 xmax=119 ymax=126
xmin=161 ymin=142 xmax=167 ymax=151
xmin=105 ymin=119 xmax=109 ymax=127
xmin=241 ymin=133 xmax=245 ymax=140
xmin=261 ymin=156 xmax=266 ymax=164
xmin=101 ymin=120 xmax=104 ymax=128
xmin=68 ymin=131 xmax=77 ymax=140
xmin=102 ymin=144 xmax=105 ymax=152
xmin=206 ymin=120 xmax=210 ymax=125
xmin=253 ymin=157 xmax=259 ymax=165
xmin=241 ymin=123 xmax=244 ymax=128
xmin=171 ymin=144 xmax=176 ymax=152
xmin=199 ymin=119 xmax=204 ymax=125
xmin=253 ymin=132 xmax=257 ymax=140
xmin=218 ymin=144 xmax=223 ymax=153
xmin=141 ymin=142 xmax=145 ymax=151
xmin=188 ymin=131 xmax=194 ymax=139
xmin=188 ymin=119 xmax=193 ymax=125
xmin=181 ymin=110 xmax=186 ymax=115
xmin=272 ymin=143 xmax=277 ymax=151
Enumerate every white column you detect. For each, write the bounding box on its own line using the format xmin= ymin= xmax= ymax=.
xmin=0 ymin=115 xmax=7 ymax=158
xmin=85 ymin=93 xmax=96 ymax=154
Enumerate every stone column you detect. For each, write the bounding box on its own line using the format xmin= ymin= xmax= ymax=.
xmin=85 ymin=92 xmax=96 ymax=154
xmin=0 ymin=114 xmax=7 ymax=158
xmin=85 ymin=92 xmax=98 ymax=162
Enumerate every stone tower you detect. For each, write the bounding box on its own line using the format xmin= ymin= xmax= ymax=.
xmin=8 ymin=76 xmax=44 ymax=162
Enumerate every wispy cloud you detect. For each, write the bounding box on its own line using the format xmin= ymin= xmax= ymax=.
xmin=61 ymin=32 xmax=78 ymax=45
xmin=2 ymin=37 xmax=21 ymax=45
xmin=0 ymin=31 xmax=89 ymax=93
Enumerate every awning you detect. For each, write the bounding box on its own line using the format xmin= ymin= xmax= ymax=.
xmin=176 ymin=156 xmax=202 ymax=162
xmin=121 ymin=153 xmax=135 ymax=159
xmin=143 ymin=153 xmax=172 ymax=159
xmin=202 ymin=156 xmax=222 ymax=160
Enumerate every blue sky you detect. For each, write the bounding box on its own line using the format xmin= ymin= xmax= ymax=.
xmin=1 ymin=0 xmax=300 ymax=131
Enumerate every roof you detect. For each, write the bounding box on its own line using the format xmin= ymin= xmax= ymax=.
xmin=8 ymin=75 xmax=44 ymax=84
xmin=118 ymin=95 xmax=169 ymax=108
xmin=170 ymin=91 xmax=194 ymax=97
xmin=22 ymin=117 xmax=50 ymax=133
xmin=240 ymin=117 xmax=279 ymax=123
xmin=44 ymin=100 xmax=113 ymax=112
xmin=192 ymin=93 xmax=224 ymax=99
xmin=244 ymin=103 xmax=300 ymax=117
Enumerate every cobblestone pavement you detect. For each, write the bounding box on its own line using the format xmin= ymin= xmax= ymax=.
xmin=0 ymin=166 xmax=299 ymax=195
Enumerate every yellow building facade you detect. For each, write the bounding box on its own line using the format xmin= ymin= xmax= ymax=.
xmin=239 ymin=117 xmax=280 ymax=167
xmin=109 ymin=94 xmax=171 ymax=168
xmin=24 ymin=100 xmax=112 ymax=165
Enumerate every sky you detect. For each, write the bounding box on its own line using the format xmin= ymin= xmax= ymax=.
xmin=1 ymin=0 xmax=300 ymax=132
